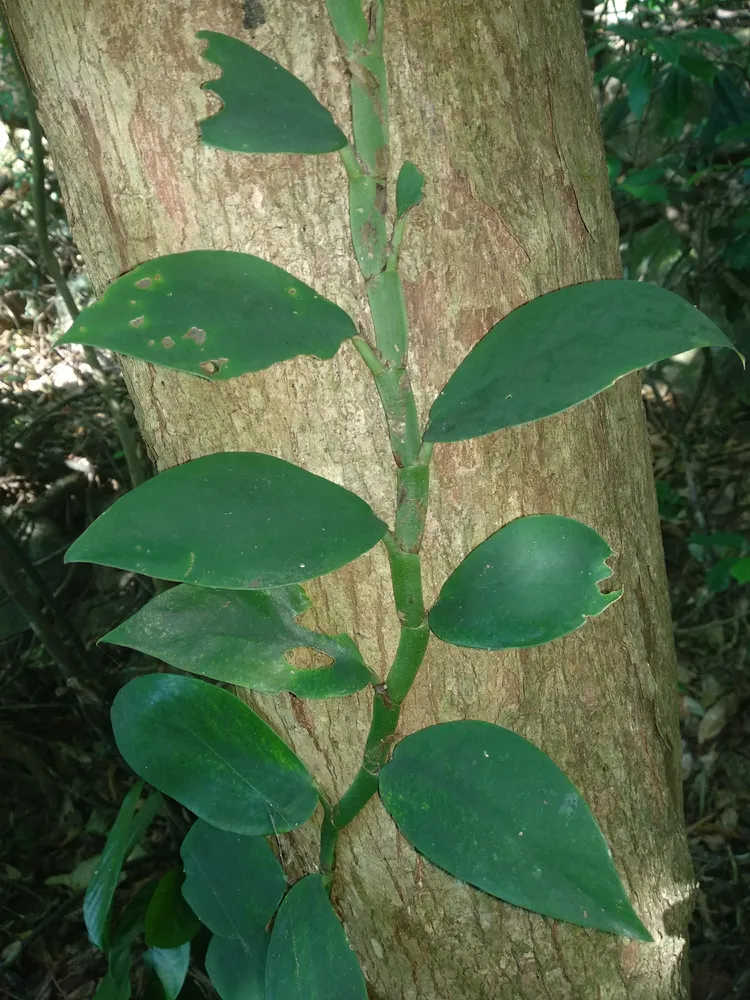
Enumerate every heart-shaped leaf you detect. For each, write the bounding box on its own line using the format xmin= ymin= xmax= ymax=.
xmin=395 ymin=161 xmax=425 ymax=218
xmin=143 ymin=944 xmax=190 ymax=1000
xmin=266 ymin=875 xmax=367 ymax=1000
xmin=103 ymin=584 xmax=373 ymax=698
xmin=380 ymin=721 xmax=651 ymax=940
xmin=66 ymin=452 xmax=387 ymax=590
xmin=206 ymin=933 xmax=269 ymax=1000
xmin=58 ymin=250 xmax=357 ymax=380
xmin=429 ymin=515 xmax=619 ymax=649
xmin=181 ymin=821 xmax=286 ymax=940
xmin=111 ymin=674 xmax=318 ymax=835
xmin=425 ymin=280 xmax=739 ymax=442
xmin=197 ymin=31 xmax=347 ymax=154
xmin=144 ymin=870 xmax=201 ymax=949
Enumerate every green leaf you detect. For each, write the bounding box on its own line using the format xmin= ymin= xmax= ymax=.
xmin=677 ymin=27 xmax=741 ymax=50
xmin=395 ymin=162 xmax=426 ymax=218
xmin=58 ymin=250 xmax=357 ymax=380
xmin=325 ymin=0 xmax=369 ymax=54
xmin=143 ymin=944 xmax=190 ymax=1000
xmin=66 ymin=452 xmax=386 ymax=590
xmin=661 ymin=67 xmax=692 ymax=138
xmin=111 ymin=674 xmax=318 ymax=835
xmin=379 ymin=721 xmax=651 ymax=940
xmin=429 ymin=515 xmax=619 ymax=650
xmin=206 ymin=934 xmax=268 ymax=1000
xmin=94 ymin=885 xmax=154 ymax=1000
xmin=729 ymin=556 xmax=750 ymax=584
xmin=425 ymin=280 xmax=738 ymax=443
xmin=266 ymin=875 xmax=367 ymax=1000
xmin=197 ymin=31 xmax=346 ymax=154
xmin=624 ymin=56 xmax=654 ymax=119
xmin=145 ymin=870 xmax=201 ymax=949
xmin=181 ymin=821 xmax=286 ymax=940
xmin=679 ymin=50 xmax=716 ymax=82
xmin=83 ymin=782 xmax=161 ymax=952
xmin=103 ymin=584 xmax=373 ymax=699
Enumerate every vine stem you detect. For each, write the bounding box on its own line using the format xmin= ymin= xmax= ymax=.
xmin=0 ymin=11 xmax=145 ymax=490
xmin=319 ymin=1 xmax=431 ymax=882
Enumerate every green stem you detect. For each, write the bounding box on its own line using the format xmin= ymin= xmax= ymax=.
xmin=0 ymin=11 xmax=145 ymax=490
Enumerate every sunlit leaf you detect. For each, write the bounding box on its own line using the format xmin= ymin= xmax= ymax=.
xmin=58 ymin=250 xmax=357 ymax=380
xmin=66 ymin=452 xmax=387 ymax=590
xmin=380 ymin=721 xmax=651 ymax=939
xmin=111 ymin=674 xmax=318 ymax=835
xmin=103 ymin=584 xmax=373 ymax=699
xmin=197 ymin=31 xmax=346 ymax=154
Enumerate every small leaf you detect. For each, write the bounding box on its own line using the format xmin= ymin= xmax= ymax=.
xmin=111 ymin=674 xmax=318 ymax=835
xmin=697 ymin=693 xmax=739 ymax=744
xmin=380 ymin=721 xmax=651 ymax=940
xmin=729 ymin=556 xmax=750 ymax=584
xmin=58 ymin=250 xmax=357 ymax=380
xmin=145 ymin=870 xmax=201 ymax=949
xmin=66 ymin=452 xmax=387 ymax=590
xmin=143 ymin=944 xmax=190 ymax=1000
xmin=429 ymin=515 xmax=619 ymax=650
xmin=103 ymin=584 xmax=373 ymax=699
xmin=425 ymin=280 xmax=738 ymax=443
xmin=206 ymin=934 xmax=268 ymax=1000
xmin=197 ymin=31 xmax=346 ymax=154
xmin=266 ymin=875 xmax=367 ymax=1000
xmin=181 ymin=821 xmax=286 ymax=940
xmin=84 ymin=783 xmax=161 ymax=952
xmin=395 ymin=162 xmax=425 ymax=218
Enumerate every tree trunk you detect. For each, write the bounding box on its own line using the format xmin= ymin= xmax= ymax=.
xmin=6 ymin=1 xmax=694 ymax=996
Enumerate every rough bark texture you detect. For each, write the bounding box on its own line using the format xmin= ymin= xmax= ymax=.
xmin=6 ymin=1 xmax=694 ymax=997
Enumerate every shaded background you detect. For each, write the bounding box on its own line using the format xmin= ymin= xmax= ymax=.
xmin=0 ymin=1 xmax=749 ymax=997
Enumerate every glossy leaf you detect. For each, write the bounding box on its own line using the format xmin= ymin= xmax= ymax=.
xmin=143 ymin=944 xmax=190 ymax=1000
xmin=103 ymin=584 xmax=373 ymax=699
xmin=111 ymin=674 xmax=318 ymax=835
xmin=181 ymin=821 xmax=286 ymax=940
xmin=66 ymin=452 xmax=387 ymax=590
xmin=429 ymin=515 xmax=619 ymax=650
xmin=58 ymin=250 xmax=357 ymax=380
xmin=206 ymin=934 xmax=268 ymax=1000
xmin=266 ymin=875 xmax=367 ymax=1000
xmin=197 ymin=31 xmax=346 ymax=154
xmin=84 ymin=782 xmax=162 ymax=952
xmin=144 ymin=870 xmax=201 ymax=949
xmin=396 ymin=162 xmax=426 ymax=218
xmin=380 ymin=721 xmax=651 ymax=940
xmin=425 ymin=280 xmax=738 ymax=442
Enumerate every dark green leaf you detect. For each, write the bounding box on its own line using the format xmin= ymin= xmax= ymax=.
xmin=661 ymin=67 xmax=692 ymax=138
xmin=395 ymin=162 xmax=426 ymax=218
xmin=181 ymin=821 xmax=286 ymax=940
xmin=619 ymin=182 xmax=669 ymax=204
xmin=94 ymin=886 xmax=154 ymax=1000
xmin=429 ymin=515 xmax=619 ymax=650
xmin=66 ymin=452 xmax=386 ymax=589
xmin=729 ymin=556 xmax=750 ymax=584
xmin=84 ymin=783 xmax=161 ymax=952
xmin=624 ymin=56 xmax=653 ymax=119
xmin=706 ymin=556 xmax=738 ymax=594
xmin=145 ymin=871 xmax=201 ymax=949
xmin=58 ymin=250 xmax=357 ymax=380
xmin=266 ymin=875 xmax=367 ymax=1000
xmin=111 ymin=674 xmax=318 ymax=835
xmin=677 ymin=28 xmax=741 ymax=50
xmin=143 ymin=944 xmax=190 ymax=1000
xmin=103 ymin=584 xmax=373 ymax=699
xmin=425 ymin=280 xmax=738 ymax=443
xmin=380 ymin=721 xmax=651 ymax=940
xmin=650 ymin=38 xmax=682 ymax=66
xmin=197 ymin=31 xmax=346 ymax=154
xmin=679 ymin=50 xmax=716 ymax=82
xmin=206 ymin=934 xmax=268 ymax=1000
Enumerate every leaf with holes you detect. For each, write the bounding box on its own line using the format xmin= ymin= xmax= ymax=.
xmin=111 ymin=674 xmax=318 ymax=835
xmin=66 ymin=452 xmax=387 ymax=590
xmin=425 ymin=280 xmax=739 ymax=442
xmin=198 ymin=31 xmax=347 ymax=154
xmin=181 ymin=821 xmax=286 ymax=940
xmin=103 ymin=584 xmax=373 ymax=698
xmin=380 ymin=721 xmax=651 ymax=940
xmin=206 ymin=933 xmax=269 ymax=1000
xmin=58 ymin=250 xmax=357 ymax=380
xmin=266 ymin=875 xmax=367 ymax=1000
xmin=429 ymin=515 xmax=619 ymax=650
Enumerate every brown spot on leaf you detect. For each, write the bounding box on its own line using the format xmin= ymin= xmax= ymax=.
xmin=199 ymin=357 xmax=228 ymax=376
xmin=148 ymin=340 xmax=155 ymax=346
xmin=287 ymin=287 xmax=297 ymax=296
xmin=135 ymin=278 xmax=152 ymax=289
xmin=183 ymin=326 xmax=207 ymax=346
xmin=161 ymin=336 xmax=175 ymax=349
xmin=130 ymin=316 xmax=145 ymax=328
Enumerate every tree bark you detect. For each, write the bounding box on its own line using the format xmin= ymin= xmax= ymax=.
xmin=6 ymin=1 xmax=693 ymax=997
